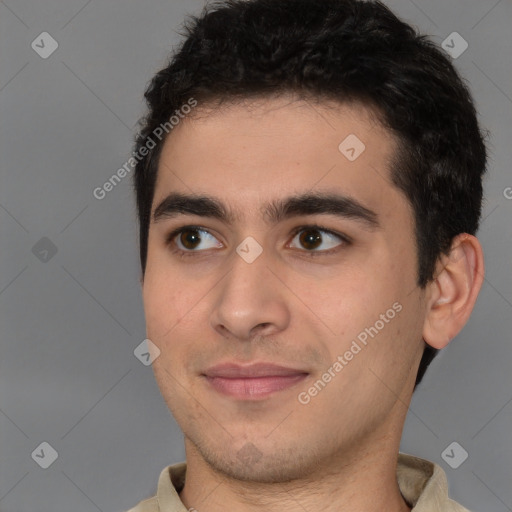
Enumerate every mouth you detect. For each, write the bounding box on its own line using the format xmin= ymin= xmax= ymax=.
xmin=202 ymin=362 xmax=309 ymax=400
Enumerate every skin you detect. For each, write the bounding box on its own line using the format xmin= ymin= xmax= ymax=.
xmin=141 ymin=96 xmax=484 ymax=512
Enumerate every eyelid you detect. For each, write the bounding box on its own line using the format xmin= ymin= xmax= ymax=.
xmin=165 ymin=225 xmax=223 ymax=250
xmin=287 ymin=224 xmax=351 ymax=255
xmin=289 ymin=224 xmax=351 ymax=244
xmin=165 ymin=224 xmax=351 ymax=256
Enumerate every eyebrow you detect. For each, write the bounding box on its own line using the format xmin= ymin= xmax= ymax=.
xmin=152 ymin=191 xmax=380 ymax=229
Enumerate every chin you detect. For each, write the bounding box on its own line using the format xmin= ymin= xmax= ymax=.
xmin=198 ymin=441 xmax=320 ymax=484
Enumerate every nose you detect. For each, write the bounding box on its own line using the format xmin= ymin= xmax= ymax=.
xmin=209 ymin=249 xmax=290 ymax=341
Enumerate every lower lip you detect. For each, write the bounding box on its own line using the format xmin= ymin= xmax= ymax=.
xmin=205 ymin=374 xmax=308 ymax=399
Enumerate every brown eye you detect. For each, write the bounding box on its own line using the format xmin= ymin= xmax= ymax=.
xmin=289 ymin=226 xmax=346 ymax=253
xmin=171 ymin=227 xmax=223 ymax=252
xmin=179 ymin=229 xmax=202 ymax=250
xmin=299 ymin=229 xmax=323 ymax=250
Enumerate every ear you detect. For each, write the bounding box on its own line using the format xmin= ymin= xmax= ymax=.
xmin=422 ymin=233 xmax=485 ymax=350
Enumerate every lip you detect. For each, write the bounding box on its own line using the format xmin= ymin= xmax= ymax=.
xmin=204 ymin=362 xmax=308 ymax=378
xmin=202 ymin=362 xmax=309 ymax=399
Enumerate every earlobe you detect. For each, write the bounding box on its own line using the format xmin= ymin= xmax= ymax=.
xmin=422 ymin=233 xmax=485 ymax=350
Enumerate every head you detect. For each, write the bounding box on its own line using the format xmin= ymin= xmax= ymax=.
xmin=133 ymin=0 xmax=486 ymax=481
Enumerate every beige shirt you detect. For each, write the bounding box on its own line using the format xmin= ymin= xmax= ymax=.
xmin=126 ymin=453 xmax=471 ymax=512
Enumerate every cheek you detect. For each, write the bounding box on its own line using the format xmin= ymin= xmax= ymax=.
xmin=142 ymin=273 xmax=168 ymax=336
xmin=285 ymin=260 xmax=377 ymax=327
xmin=143 ymin=274 xmax=195 ymax=386
xmin=320 ymin=257 xmax=415 ymax=362
xmin=142 ymin=259 xmax=216 ymax=368
xmin=142 ymin=258 xmax=188 ymax=341
xmin=355 ymin=291 xmax=424 ymax=389
xmin=322 ymin=268 xmax=393 ymax=338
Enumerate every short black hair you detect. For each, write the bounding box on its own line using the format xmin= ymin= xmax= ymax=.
xmin=133 ymin=0 xmax=487 ymax=389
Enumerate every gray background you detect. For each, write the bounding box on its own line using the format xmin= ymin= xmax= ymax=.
xmin=0 ymin=0 xmax=511 ymax=511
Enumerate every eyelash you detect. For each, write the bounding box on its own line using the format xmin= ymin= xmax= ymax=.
xmin=165 ymin=224 xmax=351 ymax=259
xmin=290 ymin=225 xmax=351 ymax=257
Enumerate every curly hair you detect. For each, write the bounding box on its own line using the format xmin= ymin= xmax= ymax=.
xmin=133 ymin=0 xmax=487 ymax=389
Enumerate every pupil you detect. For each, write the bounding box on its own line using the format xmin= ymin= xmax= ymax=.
xmin=300 ymin=230 xmax=322 ymax=249
xmin=181 ymin=230 xmax=201 ymax=249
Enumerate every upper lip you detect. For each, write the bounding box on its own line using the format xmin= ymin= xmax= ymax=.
xmin=203 ymin=362 xmax=309 ymax=378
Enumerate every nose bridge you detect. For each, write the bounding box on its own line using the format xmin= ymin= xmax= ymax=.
xmin=210 ymin=245 xmax=290 ymax=340
xmin=221 ymin=247 xmax=272 ymax=310
xmin=226 ymin=259 xmax=255 ymax=294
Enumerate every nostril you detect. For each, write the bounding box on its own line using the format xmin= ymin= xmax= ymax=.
xmin=251 ymin=322 xmax=270 ymax=335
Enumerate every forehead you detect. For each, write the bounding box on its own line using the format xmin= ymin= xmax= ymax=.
xmin=153 ymin=97 xmax=406 ymax=223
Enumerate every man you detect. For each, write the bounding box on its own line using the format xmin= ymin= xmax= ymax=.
xmin=128 ymin=0 xmax=487 ymax=510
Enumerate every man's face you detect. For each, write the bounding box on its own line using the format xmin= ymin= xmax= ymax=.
xmin=143 ymin=97 xmax=427 ymax=482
